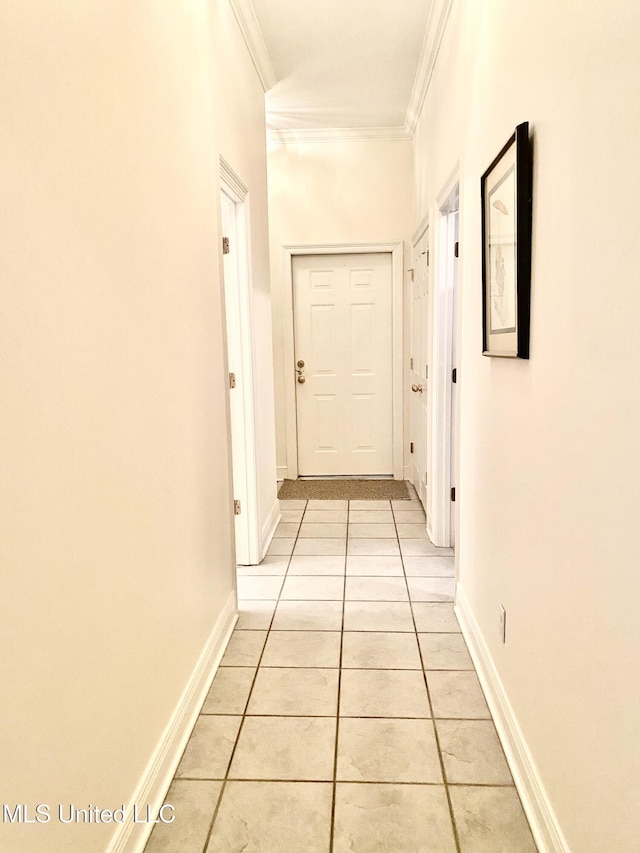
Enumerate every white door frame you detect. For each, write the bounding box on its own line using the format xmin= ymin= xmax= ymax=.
xmin=429 ymin=165 xmax=460 ymax=547
xmin=282 ymin=243 xmax=404 ymax=480
xmin=220 ymin=156 xmax=261 ymax=564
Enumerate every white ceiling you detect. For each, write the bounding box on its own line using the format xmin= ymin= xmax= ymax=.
xmin=243 ymin=0 xmax=436 ymax=136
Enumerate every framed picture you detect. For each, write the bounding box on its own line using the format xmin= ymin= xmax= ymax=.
xmin=481 ymin=121 xmax=532 ymax=358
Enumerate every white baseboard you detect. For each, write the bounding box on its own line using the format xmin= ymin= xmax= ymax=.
xmin=455 ymin=586 xmax=571 ymax=853
xmin=106 ymin=591 xmax=237 ymax=853
xmin=426 ymin=512 xmax=435 ymax=543
xmin=260 ymin=498 xmax=281 ymax=560
xmin=276 ymin=465 xmax=288 ymax=482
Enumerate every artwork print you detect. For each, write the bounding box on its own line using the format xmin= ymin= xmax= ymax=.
xmin=488 ymin=166 xmax=516 ymax=334
xmin=481 ymin=121 xmax=532 ymax=358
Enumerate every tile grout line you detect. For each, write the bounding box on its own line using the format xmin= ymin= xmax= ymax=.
xmin=217 ymin=666 xmax=484 ymax=678
xmin=199 ymin=712 xmax=487 ymax=719
xmin=392 ymin=496 xmax=463 ymax=853
xmin=178 ymin=776 xmax=516 ymax=787
xmin=198 ymin=500 xmax=308 ymax=853
xmin=240 ymin=571 xmax=453 ymax=580
xmin=230 ymin=624 xmax=460 ymax=632
xmin=255 ymin=595 xmax=451 ymax=602
xmin=328 ymin=498 xmax=349 ymax=853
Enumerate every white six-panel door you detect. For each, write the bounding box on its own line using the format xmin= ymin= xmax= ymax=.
xmin=409 ymin=230 xmax=429 ymax=509
xmin=293 ymin=253 xmax=393 ymax=476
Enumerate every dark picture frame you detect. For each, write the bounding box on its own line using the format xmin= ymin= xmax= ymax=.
xmin=481 ymin=121 xmax=532 ymax=358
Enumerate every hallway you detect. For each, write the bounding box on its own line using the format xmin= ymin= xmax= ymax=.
xmin=3 ymin=2 xmax=640 ymax=851
xmin=146 ymin=490 xmax=537 ymax=852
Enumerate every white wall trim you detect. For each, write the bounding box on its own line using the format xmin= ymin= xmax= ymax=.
xmin=437 ymin=163 xmax=461 ymax=213
xmin=455 ymin=586 xmax=571 ymax=853
xmin=267 ymin=126 xmax=411 ymax=144
xmin=281 ymin=243 xmax=404 ymax=481
xmin=106 ymin=591 xmax=237 ymax=853
xmin=228 ymin=0 xmax=277 ymax=92
xmin=276 ymin=465 xmax=288 ymax=483
xmin=405 ymin=0 xmax=455 ymax=135
xmin=412 ymin=212 xmax=430 ymax=246
xmin=260 ymin=498 xmax=281 ymax=561
xmin=220 ymin=155 xmax=249 ymax=201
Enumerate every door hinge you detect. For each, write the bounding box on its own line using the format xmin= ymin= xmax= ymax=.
xmin=454 ymin=241 xmax=459 ymax=258
xmin=229 ymin=372 xmax=236 ymax=389
xmin=426 ymin=249 xmax=430 ymax=266
xmin=425 ymin=365 xmax=429 ymax=380
xmin=450 ymin=487 xmax=456 ymax=502
xmin=222 ymin=236 xmax=230 ymax=255
xmin=410 ymin=357 xmax=414 ymax=369
xmin=234 ymin=499 xmax=241 ymax=515
xmin=452 ymin=368 xmax=457 ymax=384
xmin=410 ymin=442 xmax=414 ymax=454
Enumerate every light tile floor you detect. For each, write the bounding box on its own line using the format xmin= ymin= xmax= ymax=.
xmin=146 ymin=489 xmax=538 ymax=853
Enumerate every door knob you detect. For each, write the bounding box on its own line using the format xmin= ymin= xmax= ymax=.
xmin=411 ymin=384 xmax=423 ymax=393
xmin=297 ymin=375 xmax=306 ymax=384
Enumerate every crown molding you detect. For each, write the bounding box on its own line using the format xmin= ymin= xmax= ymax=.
xmin=267 ymin=125 xmax=412 ymax=144
xmin=220 ymin=155 xmax=249 ymax=201
xmin=228 ymin=0 xmax=277 ymax=92
xmin=405 ymin=0 xmax=455 ymax=135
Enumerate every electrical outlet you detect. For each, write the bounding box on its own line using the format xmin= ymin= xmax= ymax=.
xmin=498 ymin=605 xmax=507 ymax=643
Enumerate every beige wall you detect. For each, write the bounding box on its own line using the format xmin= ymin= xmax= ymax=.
xmin=0 ymin=1 xmax=275 ymax=851
xmin=414 ymin=1 xmax=640 ymax=850
xmin=267 ymin=138 xmax=414 ymax=475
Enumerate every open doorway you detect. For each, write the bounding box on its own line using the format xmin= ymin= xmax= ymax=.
xmin=220 ymin=158 xmax=260 ymax=565
xmin=429 ymin=175 xmax=459 ymax=548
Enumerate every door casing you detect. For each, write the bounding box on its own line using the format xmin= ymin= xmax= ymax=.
xmin=282 ymin=243 xmax=404 ymax=480
xmin=220 ymin=156 xmax=261 ymax=565
xmin=429 ymin=166 xmax=460 ymax=548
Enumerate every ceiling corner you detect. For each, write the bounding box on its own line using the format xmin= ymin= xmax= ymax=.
xmin=228 ymin=0 xmax=277 ymax=92
xmin=405 ymin=0 xmax=455 ymax=135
